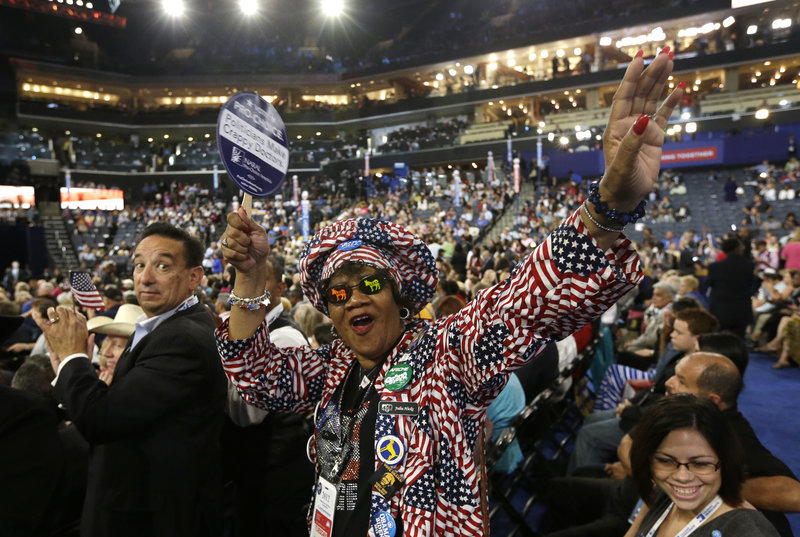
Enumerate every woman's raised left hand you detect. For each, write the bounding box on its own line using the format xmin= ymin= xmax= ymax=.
xmin=601 ymin=48 xmax=684 ymax=211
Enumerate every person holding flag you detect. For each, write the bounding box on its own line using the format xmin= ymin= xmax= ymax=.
xmin=34 ymin=223 xmax=227 ymax=537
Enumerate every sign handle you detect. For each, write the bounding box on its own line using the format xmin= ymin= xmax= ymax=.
xmin=242 ymin=193 xmax=253 ymax=217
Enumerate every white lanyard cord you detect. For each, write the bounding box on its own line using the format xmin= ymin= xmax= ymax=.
xmin=643 ymin=495 xmax=723 ymax=537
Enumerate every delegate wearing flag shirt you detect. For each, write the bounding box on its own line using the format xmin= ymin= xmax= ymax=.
xmin=216 ymin=208 xmax=642 ymax=537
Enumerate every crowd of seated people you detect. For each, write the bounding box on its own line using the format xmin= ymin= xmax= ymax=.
xmin=375 ymin=119 xmax=468 ymax=154
xmin=2 ymin=155 xmax=800 ymax=536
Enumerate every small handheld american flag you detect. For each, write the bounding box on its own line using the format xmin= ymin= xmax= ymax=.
xmin=69 ymin=270 xmax=105 ymax=311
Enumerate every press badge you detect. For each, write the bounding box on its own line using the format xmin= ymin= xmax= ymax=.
xmin=311 ymin=477 xmax=337 ymax=537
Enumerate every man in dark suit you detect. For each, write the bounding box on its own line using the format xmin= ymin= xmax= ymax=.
xmin=36 ymin=223 xmax=227 ymax=537
xmin=707 ymin=237 xmax=756 ymax=337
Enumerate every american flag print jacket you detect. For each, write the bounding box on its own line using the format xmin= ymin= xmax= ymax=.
xmin=216 ymin=208 xmax=642 ymax=537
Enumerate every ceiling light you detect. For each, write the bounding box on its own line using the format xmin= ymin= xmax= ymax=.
xmin=321 ymin=0 xmax=343 ymax=16
xmin=239 ymin=0 xmax=258 ymax=15
xmin=161 ymin=0 xmax=184 ymax=16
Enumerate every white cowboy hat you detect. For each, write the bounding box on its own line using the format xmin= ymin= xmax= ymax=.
xmin=86 ymin=304 xmax=143 ymax=337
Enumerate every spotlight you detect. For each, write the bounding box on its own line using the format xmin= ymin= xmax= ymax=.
xmin=239 ymin=0 xmax=258 ymax=15
xmin=755 ymin=108 xmax=770 ymax=120
xmin=321 ymin=0 xmax=343 ymax=16
xmin=162 ymin=0 xmax=184 ymax=16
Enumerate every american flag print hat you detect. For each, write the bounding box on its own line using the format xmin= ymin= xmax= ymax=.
xmin=298 ymin=217 xmax=438 ymax=317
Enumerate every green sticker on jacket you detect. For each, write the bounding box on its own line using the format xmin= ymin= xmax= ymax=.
xmin=384 ymin=363 xmax=412 ymax=391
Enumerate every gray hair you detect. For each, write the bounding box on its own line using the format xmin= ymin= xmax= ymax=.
xmin=653 ymin=281 xmax=678 ymax=297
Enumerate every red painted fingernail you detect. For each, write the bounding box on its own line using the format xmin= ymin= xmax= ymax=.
xmin=677 ymin=81 xmax=687 ymax=89
xmin=635 ymin=50 xmax=643 ymax=59
xmin=660 ymin=46 xmax=671 ymax=55
xmin=243 ymin=227 xmax=251 ymax=233
xmin=633 ymin=114 xmax=649 ymax=135
xmin=668 ymin=51 xmax=674 ymax=60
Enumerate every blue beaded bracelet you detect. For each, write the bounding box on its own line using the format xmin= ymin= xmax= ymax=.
xmin=586 ymin=181 xmax=647 ymax=226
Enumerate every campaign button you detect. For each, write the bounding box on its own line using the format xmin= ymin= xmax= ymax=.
xmin=384 ymin=363 xmax=412 ymax=391
xmin=369 ymin=463 xmax=404 ymax=499
xmin=371 ymin=510 xmax=396 ymax=537
xmin=375 ymin=435 xmax=405 ymax=466
xmin=337 ymin=239 xmax=363 ymax=251
xmin=216 ymin=91 xmax=289 ymax=197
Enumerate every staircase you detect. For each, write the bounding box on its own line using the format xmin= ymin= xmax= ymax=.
xmin=477 ymin=179 xmax=537 ymax=245
xmin=41 ymin=215 xmax=80 ymax=271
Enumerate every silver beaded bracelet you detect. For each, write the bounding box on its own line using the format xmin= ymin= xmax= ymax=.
xmin=228 ymin=289 xmax=272 ymax=311
xmin=581 ymin=201 xmax=625 ymax=233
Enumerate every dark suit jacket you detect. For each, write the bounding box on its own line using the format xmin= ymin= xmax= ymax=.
xmin=707 ymin=254 xmax=755 ymax=328
xmin=0 ymin=386 xmax=63 ymax=536
xmin=54 ymin=303 xmax=227 ymax=537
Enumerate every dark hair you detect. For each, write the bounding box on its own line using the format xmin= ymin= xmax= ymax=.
xmin=32 ymin=297 xmax=58 ymax=318
xmin=314 ymin=323 xmax=336 ymax=346
xmin=441 ymin=280 xmax=460 ymax=296
xmin=138 ymin=223 xmax=204 ymax=268
xmin=11 ymin=354 xmax=55 ymax=398
xmin=630 ymin=395 xmax=745 ymax=507
xmin=264 ymin=256 xmax=285 ymax=285
xmin=721 ymin=238 xmax=742 ymax=254
xmin=102 ymin=285 xmax=123 ymax=301
xmin=675 ymin=308 xmax=719 ymax=336
xmin=698 ymin=332 xmax=748 ymax=375
xmin=672 ymin=297 xmax=701 ymax=312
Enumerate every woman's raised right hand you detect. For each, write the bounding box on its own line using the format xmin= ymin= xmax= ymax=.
xmin=220 ymin=207 xmax=270 ymax=276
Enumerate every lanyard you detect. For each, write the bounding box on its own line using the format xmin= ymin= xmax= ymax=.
xmin=643 ymin=495 xmax=722 ymax=537
xmin=318 ymin=361 xmax=378 ymax=480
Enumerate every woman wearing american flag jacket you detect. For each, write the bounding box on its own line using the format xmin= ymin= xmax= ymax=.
xmin=216 ymin=47 xmax=683 ymax=537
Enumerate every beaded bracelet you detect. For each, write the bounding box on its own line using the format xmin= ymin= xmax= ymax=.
xmin=587 ymin=181 xmax=647 ymax=226
xmin=582 ymin=202 xmax=624 ymax=233
xmin=229 ymin=289 xmax=272 ymax=311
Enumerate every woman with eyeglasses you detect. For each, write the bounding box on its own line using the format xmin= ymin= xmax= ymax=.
xmin=625 ymin=395 xmax=779 ymax=537
xmin=218 ymin=49 xmax=683 ymax=537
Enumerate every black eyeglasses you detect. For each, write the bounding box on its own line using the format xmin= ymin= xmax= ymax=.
xmin=325 ymin=274 xmax=391 ymax=306
xmin=651 ymin=454 xmax=721 ymax=475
